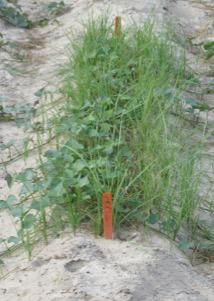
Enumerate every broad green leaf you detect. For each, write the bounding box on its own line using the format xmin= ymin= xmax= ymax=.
xmin=65 ymin=169 xmax=75 ymax=179
xmin=87 ymin=50 xmax=97 ymax=59
xmin=178 ymin=240 xmax=193 ymax=250
xmin=185 ymin=98 xmax=200 ymax=108
xmin=185 ymin=98 xmax=212 ymax=111
xmin=5 ymin=173 xmax=13 ymax=188
xmin=0 ymin=143 xmax=8 ymax=150
xmin=204 ymin=41 xmax=214 ymax=58
xmin=73 ymin=159 xmax=86 ymax=172
xmin=0 ymin=1 xmax=32 ymax=28
xmin=147 ymin=214 xmax=160 ymax=225
xmin=15 ymin=168 xmax=35 ymax=182
xmin=0 ymin=140 xmax=15 ymax=149
xmin=38 ymin=18 xmax=49 ymax=27
xmin=53 ymin=181 xmax=64 ymax=197
xmin=34 ymin=87 xmax=45 ymax=97
xmin=66 ymin=139 xmax=84 ymax=150
xmin=161 ymin=218 xmax=176 ymax=233
xmin=204 ymin=41 xmax=214 ymax=50
xmin=11 ymin=207 xmax=23 ymax=217
xmin=44 ymin=149 xmax=58 ymax=158
xmin=7 ymin=236 xmax=19 ymax=245
xmin=22 ymin=214 xmax=36 ymax=229
xmin=46 ymin=1 xmax=65 ymax=15
xmin=78 ymin=176 xmax=89 ymax=188
xmin=6 ymin=195 xmax=16 ymax=208
xmin=5 ymin=65 xmax=22 ymax=76
xmin=127 ymin=199 xmax=142 ymax=209
xmin=7 ymin=194 xmax=16 ymax=202
xmin=20 ymin=182 xmax=35 ymax=196
xmin=0 ymin=200 xmax=8 ymax=209
xmin=31 ymin=197 xmax=49 ymax=211
xmin=88 ymin=129 xmax=99 ymax=137
xmin=135 ymin=213 xmax=147 ymax=223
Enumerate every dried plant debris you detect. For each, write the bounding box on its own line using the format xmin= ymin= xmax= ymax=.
xmin=0 ymin=0 xmax=32 ymax=28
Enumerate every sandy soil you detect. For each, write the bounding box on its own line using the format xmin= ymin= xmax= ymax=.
xmin=0 ymin=0 xmax=214 ymax=300
xmin=0 ymin=229 xmax=214 ymax=301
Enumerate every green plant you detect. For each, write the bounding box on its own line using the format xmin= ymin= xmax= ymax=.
xmin=204 ymin=40 xmax=214 ymax=60
xmin=1 ymin=16 xmax=208 ymax=258
xmin=45 ymin=1 xmax=65 ymax=16
xmin=0 ymin=0 xmax=32 ymax=28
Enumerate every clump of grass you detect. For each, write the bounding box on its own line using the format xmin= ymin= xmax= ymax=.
xmin=55 ymin=16 xmax=200 ymax=235
xmin=0 ymin=16 xmax=204 ymax=258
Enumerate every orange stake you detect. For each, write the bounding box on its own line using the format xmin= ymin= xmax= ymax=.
xmin=102 ymin=192 xmax=113 ymax=239
xmin=115 ymin=16 xmax=121 ymax=37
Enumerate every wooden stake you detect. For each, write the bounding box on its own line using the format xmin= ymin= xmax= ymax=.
xmin=115 ymin=16 xmax=121 ymax=37
xmin=102 ymin=192 xmax=113 ymax=239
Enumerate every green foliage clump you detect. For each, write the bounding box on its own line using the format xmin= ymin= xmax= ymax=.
xmin=0 ymin=17 xmax=205 ymax=259
xmin=45 ymin=1 xmax=65 ymax=16
xmin=0 ymin=0 xmax=32 ymax=28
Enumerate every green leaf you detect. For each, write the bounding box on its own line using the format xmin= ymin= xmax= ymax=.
xmin=185 ymin=108 xmax=194 ymax=113
xmin=11 ymin=207 xmax=23 ymax=217
xmin=22 ymin=214 xmax=36 ymax=229
xmin=0 ymin=140 xmax=15 ymax=150
xmin=88 ymin=129 xmax=99 ymax=137
xmin=135 ymin=213 xmax=147 ymax=223
xmin=206 ymin=49 xmax=214 ymax=59
xmin=66 ymin=139 xmax=84 ymax=150
xmin=0 ymin=200 xmax=9 ymax=209
xmin=185 ymin=98 xmax=200 ymax=108
xmin=73 ymin=159 xmax=86 ymax=172
xmin=5 ymin=65 xmax=23 ymax=76
xmin=15 ymin=168 xmax=35 ymax=182
xmin=0 ymin=2 xmax=32 ymax=28
xmin=44 ymin=149 xmax=58 ymax=158
xmin=5 ymin=173 xmax=13 ymax=188
xmin=78 ymin=176 xmax=89 ymax=188
xmin=6 ymin=194 xmax=16 ymax=207
xmin=0 ymin=143 xmax=7 ymax=150
xmin=34 ymin=87 xmax=45 ymax=97
xmin=147 ymin=214 xmax=160 ymax=224
xmin=7 ymin=236 xmax=19 ymax=245
xmin=161 ymin=218 xmax=176 ymax=233
xmin=185 ymin=98 xmax=212 ymax=111
xmin=178 ymin=240 xmax=193 ymax=250
xmin=53 ymin=181 xmax=64 ymax=197
xmin=20 ymin=182 xmax=35 ymax=196
xmin=46 ymin=1 xmax=65 ymax=15
xmin=7 ymin=195 xmax=16 ymax=203
xmin=65 ymin=169 xmax=75 ymax=179
xmin=31 ymin=197 xmax=49 ymax=211
xmin=204 ymin=41 xmax=214 ymax=50
xmin=127 ymin=199 xmax=142 ymax=209
xmin=38 ymin=18 xmax=49 ymax=27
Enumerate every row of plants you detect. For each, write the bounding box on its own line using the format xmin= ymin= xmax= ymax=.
xmin=0 ymin=16 xmax=213 ymax=263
